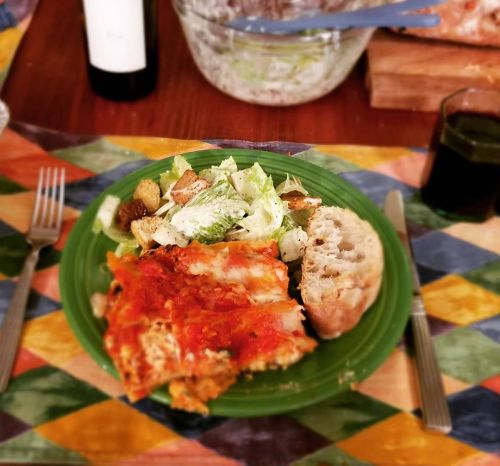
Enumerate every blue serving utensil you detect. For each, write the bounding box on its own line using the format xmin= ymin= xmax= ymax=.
xmin=226 ymin=0 xmax=445 ymax=34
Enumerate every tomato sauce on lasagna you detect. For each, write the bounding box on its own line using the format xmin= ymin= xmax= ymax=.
xmin=103 ymin=240 xmax=316 ymax=414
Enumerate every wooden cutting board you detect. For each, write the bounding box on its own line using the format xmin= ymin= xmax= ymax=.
xmin=366 ymin=30 xmax=500 ymax=112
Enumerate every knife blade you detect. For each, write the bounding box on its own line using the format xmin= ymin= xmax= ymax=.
xmin=384 ymin=190 xmax=452 ymax=434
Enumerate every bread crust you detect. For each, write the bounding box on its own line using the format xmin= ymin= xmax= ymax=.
xmin=300 ymin=206 xmax=383 ymax=339
xmin=171 ymin=170 xmax=210 ymax=205
xmin=398 ymin=0 xmax=500 ymax=47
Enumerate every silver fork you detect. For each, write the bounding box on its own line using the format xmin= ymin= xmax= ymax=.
xmin=0 ymin=167 xmax=65 ymax=392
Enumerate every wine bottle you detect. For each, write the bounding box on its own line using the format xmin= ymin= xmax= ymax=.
xmin=82 ymin=0 xmax=158 ymax=101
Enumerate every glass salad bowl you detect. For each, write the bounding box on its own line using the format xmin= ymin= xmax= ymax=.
xmin=172 ymin=0 xmax=379 ymax=106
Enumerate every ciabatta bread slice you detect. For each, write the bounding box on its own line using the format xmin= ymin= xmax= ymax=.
xmin=300 ymin=206 xmax=383 ymax=339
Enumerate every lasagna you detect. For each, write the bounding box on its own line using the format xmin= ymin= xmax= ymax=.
xmin=102 ymin=240 xmax=316 ymax=414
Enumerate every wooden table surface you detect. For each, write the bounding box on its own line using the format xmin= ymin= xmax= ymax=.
xmin=1 ymin=0 xmax=437 ymax=146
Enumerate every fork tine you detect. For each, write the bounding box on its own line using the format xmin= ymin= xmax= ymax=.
xmin=48 ymin=167 xmax=58 ymax=227
xmin=31 ymin=167 xmax=45 ymax=226
xmin=56 ymin=168 xmax=65 ymax=230
xmin=38 ymin=167 xmax=51 ymax=227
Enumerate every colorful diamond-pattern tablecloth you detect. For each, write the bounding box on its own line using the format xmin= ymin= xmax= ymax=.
xmin=0 ymin=0 xmax=39 ymax=90
xmin=0 ymin=122 xmax=499 ymax=465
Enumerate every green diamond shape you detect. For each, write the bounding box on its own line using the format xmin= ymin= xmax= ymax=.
xmin=292 ymin=444 xmax=371 ymax=466
xmin=0 ymin=234 xmax=61 ymax=277
xmin=52 ymin=138 xmax=145 ymax=174
xmin=462 ymin=260 xmax=500 ymax=295
xmin=403 ymin=194 xmax=456 ymax=230
xmin=0 ymin=68 xmax=8 ymax=90
xmin=294 ymin=149 xmax=360 ymax=174
xmin=435 ymin=327 xmax=500 ymax=384
xmin=0 ymin=431 xmax=88 ymax=464
xmin=289 ymin=390 xmax=399 ymax=441
xmin=0 ymin=366 xmax=108 ymax=426
xmin=0 ymin=175 xmax=27 ymax=195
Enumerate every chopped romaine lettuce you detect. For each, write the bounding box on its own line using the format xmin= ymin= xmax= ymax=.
xmin=165 ymin=204 xmax=181 ymax=221
xmin=279 ymin=228 xmax=308 ymax=262
xmin=269 ymin=213 xmax=299 ymax=244
xmin=170 ymin=180 xmax=248 ymax=244
xmin=93 ymin=194 xmax=138 ymax=248
xmin=282 ymin=213 xmax=298 ymax=231
xmin=289 ymin=208 xmax=314 ymax=227
xmin=276 ymin=174 xmax=309 ymax=196
xmin=229 ymin=174 xmax=286 ymax=241
xmin=92 ymin=195 xmax=120 ymax=234
xmin=199 ymin=156 xmax=238 ymax=184
xmin=154 ymin=200 xmax=176 ymax=217
xmin=93 ymin=157 xmax=318 ymax=258
xmin=219 ymin=156 xmax=238 ymax=172
xmin=152 ymin=221 xmax=189 ymax=247
xmin=231 ymin=162 xmax=269 ymax=202
xmin=159 ymin=155 xmax=192 ymax=196
xmin=115 ymin=242 xmax=139 ymax=257
xmin=99 ymin=225 xmax=139 ymax=247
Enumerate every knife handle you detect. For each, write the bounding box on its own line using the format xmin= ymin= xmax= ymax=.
xmin=411 ymin=296 xmax=452 ymax=434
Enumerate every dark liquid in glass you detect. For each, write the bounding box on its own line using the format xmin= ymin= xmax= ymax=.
xmin=421 ymin=111 xmax=500 ymax=221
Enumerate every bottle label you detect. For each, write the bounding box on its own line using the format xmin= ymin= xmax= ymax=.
xmin=83 ymin=0 xmax=146 ymax=73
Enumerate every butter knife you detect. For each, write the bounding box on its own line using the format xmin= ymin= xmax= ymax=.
xmin=384 ymin=190 xmax=452 ymax=434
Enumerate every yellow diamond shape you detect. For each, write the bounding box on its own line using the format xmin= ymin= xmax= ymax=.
xmin=422 ymin=275 xmax=500 ymax=326
xmin=106 ymin=136 xmax=215 ymax=160
xmin=314 ymin=145 xmax=416 ymax=169
xmin=0 ymin=27 xmax=23 ymax=69
xmin=36 ymin=399 xmax=179 ymax=464
xmin=0 ymin=191 xmax=80 ymax=234
xmin=337 ymin=412 xmax=479 ymax=466
xmin=356 ymin=349 xmax=469 ymax=411
xmin=21 ymin=311 xmax=85 ymax=366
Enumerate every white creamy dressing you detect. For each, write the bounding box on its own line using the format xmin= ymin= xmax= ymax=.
xmin=151 ymin=221 xmax=189 ymax=247
xmin=170 ymin=202 xmax=246 ymax=238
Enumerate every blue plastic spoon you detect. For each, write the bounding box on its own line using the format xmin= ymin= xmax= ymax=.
xmin=226 ymin=0 xmax=446 ymax=34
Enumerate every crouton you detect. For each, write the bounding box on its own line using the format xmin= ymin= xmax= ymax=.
xmin=116 ymin=199 xmax=149 ymax=231
xmin=171 ymin=170 xmax=210 ymax=205
xmin=130 ymin=216 xmax=163 ymax=251
xmin=281 ymin=192 xmax=322 ymax=210
xmin=133 ymin=179 xmax=161 ymax=213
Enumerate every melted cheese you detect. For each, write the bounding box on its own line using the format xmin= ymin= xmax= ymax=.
xmin=175 ymin=240 xmax=290 ymax=304
xmin=103 ymin=240 xmax=316 ymax=413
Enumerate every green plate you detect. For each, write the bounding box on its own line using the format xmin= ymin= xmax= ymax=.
xmin=60 ymin=149 xmax=412 ymax=417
